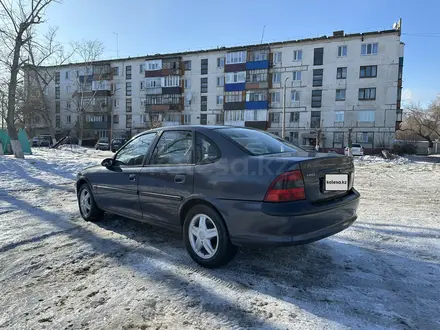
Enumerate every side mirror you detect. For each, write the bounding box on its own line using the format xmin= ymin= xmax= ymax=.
xmin=101 ymin=158 xmax=114 ymax=168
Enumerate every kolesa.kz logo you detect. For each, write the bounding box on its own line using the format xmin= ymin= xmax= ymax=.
xmin=326 ymin=180 xmax=347 ymax=185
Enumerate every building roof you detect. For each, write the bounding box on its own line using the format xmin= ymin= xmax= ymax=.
xmin=37 ymin=29 xmax=400 ymax=69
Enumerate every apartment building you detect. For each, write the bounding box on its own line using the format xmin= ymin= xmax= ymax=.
xmin=31 ymin=26 xmax=404 ymax=150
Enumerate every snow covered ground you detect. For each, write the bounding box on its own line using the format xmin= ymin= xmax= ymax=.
xmin=0 ymin=147 xmax=439 ymax=329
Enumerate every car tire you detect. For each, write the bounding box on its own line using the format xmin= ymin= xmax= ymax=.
xmin=183 ymin=204 xmax=237 ymax=268
xmin=78 ymin=183 xmax=103 ymax=222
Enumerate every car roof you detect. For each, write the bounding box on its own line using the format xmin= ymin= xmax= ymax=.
xmin=130 ymin=125 xmax=254 ymax=139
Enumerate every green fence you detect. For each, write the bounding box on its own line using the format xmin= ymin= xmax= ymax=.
xmin=0 ymin=129 xmax=32 ymax=155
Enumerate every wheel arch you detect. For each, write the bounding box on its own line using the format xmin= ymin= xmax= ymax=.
xmin=179 ymin=197 xmax=226 ymax=228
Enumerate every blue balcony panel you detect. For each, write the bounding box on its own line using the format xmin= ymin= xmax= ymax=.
xmin=225 ymin=83 xmax=245 ymax=92
xmin=246 ymin=60 xmax=269 ymax=70
xmin=245 ymin=101 xmax=269 ymax=110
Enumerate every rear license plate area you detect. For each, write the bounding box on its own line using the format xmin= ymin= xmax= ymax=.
xmin=324 ymin=174 xmax=349 ymax=191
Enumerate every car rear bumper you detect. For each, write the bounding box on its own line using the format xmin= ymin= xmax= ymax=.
xmin=216 ymin=189 xmax=360 ymax=247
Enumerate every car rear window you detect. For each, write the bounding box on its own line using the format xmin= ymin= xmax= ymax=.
xmin=216 ymin=128 xmax=306 ymax=156
xmin=352 ymin=144 xmax=362 ymax=148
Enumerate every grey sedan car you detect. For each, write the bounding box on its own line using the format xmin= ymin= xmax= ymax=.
xmin=76 ymin=126 xmax=360 ymax=268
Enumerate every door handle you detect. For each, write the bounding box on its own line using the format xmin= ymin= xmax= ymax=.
xmin=128 ymin=174 xmax=136 ymax=181
xmin=174 ymin=174 xmax=186 ymax=184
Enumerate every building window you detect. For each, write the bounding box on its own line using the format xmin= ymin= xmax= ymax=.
xmin=273 ymin=51 xmax=282 ymax=63
xmin=225 ymin=91 xmax=243 ymax=103
xmin=226 ymin=51 xmax=247 ymax=64
xmin=126 ymin=98 xmax=132 ymax=112
xmin=66 ymin=101 xmax=71 ymax=110
xmin=217 ymin=76 xmax=224 ymax=87
xmin=201 ymin=78 xmax=208 ymax=93
xmin=139 ymin=64 xmax=145 ymax=73
xmin=335 ymin=111 xmax=344 ymax=122
xmin=337 ymin=67 xmax=347 ymax=79
xmin=66 ymin=115 xmax=71 ymax=124
xmin=184 ymin=60 xmax=191 ymax=70
xmin=225 ymin=110 xmax=244 ymax=122
xmin=269 ymin=112 xmax=280 ymax=123
xmin=361 ymin=43 xmax=378 ymax=55
xmin=249 ymin=50 xmax=268 ymax=61
xmin=335 ymin=89 xmax=346 ymax=101
xmin=201 ymin=95 xmax=207 ymax=111
xmin=55 ymin=87 xmax=60 ymax=99
xmin=293 ymin=50 xmax=302 ymax=61
xmin=311 ymin=90 xmax=322 ymax=108
xmin=246 ymin=69 xmax=267 ymax=83
xmin=291 ymin=91 xmax=300 ymax=102
xmin=126 ymin=65 xmax=132 ymax=80
xmin=271 ymin=92 xmax=281 ymax=105
xmin=313 ymin=69 xmax=323 ymax=87
xmin=217 ymin=57 xmax=225 ymax=68
xmin=272 ymin=72 xmax=281 ymax=83
xmin=360 ymin=65 xmax=377 ymax=78
xmin=246 ymin=90 xmax=268 ymax=102
xmin=65 ymin=71 xmax=69 ymax=80
xmin=200 ymin=114 xmax=207 ymax=125
xmin=55 ymin=72 xmax=60 ymax=84
xmin=215 ymin=114 xmax=223 ymax=124
xmin=311 ymin=111 xmax=321 ymax=128
xmin=225 ymin=71 xmax=246 ymax=84
xmin=338 ymin=45 xmax=347 ymax=57
xmin=290 ymin=112 xmax=299 ymax=122
xmin=126 ymin=115 xmax=132 ymax=128
xmin=112 ymin=67 xmax=119 ymax=76
xmin=140 ymin=81 xmax=145 ymax=90
xmin=358 ymin=111 xmax=375 ymax=122
xmin=113 ymin=115 xmax=119 ymax=124
xmin=113 ymin=99 xmax=119 ymax=108
xmin=184 ymin=79 xmax=191 ymax=89
xmin=184 ymin=114 xmax=191 ymax=124
xmin=145 ymin=60 xmax=162 ymax=71
xmin=358 ymin=88 xmax=376 ymax=100
xmin=126 ymin=82 xmax=132 ymax=96
xmin=55 ymin=101 xmax=60 ymax=113
xmin=162 ymin=76 xmax=180 ymax=87
xmin=216 ymin=95 xmax=223 ymax=105
xmin=201 ymin=59 xmax=208 ymax=75
xmin=313 ymin=47 xmax=324 ymax=65
xmin=289 ymin=132 xmax=299 ymax=143
xmin=292 ymin=71 xmax=302 ymax=81
xmin=333 ymin=132 xmax=344 ymax=147
xmin=55 ymin=115 xmax=60 ymax=128
xmin=145 ymin=77 xmax=161 ymax=88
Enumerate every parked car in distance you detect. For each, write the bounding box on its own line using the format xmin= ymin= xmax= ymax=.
xmin=75 ymin=126 xmax=360 ymax=268
xmin=31 ymin=137 xmax=40 ymax=147
xmin=111 ymin=138 xmax=126 ymax=153
xmin=95 ymin=138 xmax=110 ymax=151
xmin=345 ymin=143 xmax=364 ymax=156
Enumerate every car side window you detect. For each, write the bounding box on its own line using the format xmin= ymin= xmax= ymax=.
xmin=195 ymin=133 xmax=220 ymax=164
xmin=115 ymin=133 xmax=156 ymax=166
xmin=150 ymin=131 xmax=193 ymax=165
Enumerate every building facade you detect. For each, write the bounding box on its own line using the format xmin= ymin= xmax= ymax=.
xmin=34 ymin=27 xmax=404 ymax=150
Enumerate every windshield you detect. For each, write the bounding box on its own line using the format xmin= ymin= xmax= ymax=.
xmin=217 ymin=127 xmax=306 ymax=156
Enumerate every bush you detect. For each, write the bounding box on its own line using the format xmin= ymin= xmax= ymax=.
xmin=391 ymin=143 xmax=417 ymax=155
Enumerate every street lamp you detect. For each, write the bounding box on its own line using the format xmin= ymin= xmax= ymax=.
xmin=282 ymin=76 xmax=290 ymax=139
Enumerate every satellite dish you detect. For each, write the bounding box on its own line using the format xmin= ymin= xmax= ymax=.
xmin=185 ymin=92 xmax=192 ymax=101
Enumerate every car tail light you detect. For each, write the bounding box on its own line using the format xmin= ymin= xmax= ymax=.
xmin=264 ymin=170 xmax=306 ymax=202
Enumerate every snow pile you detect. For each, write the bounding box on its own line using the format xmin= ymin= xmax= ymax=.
xmin=354 ymin=155 xmax=412 ymax=166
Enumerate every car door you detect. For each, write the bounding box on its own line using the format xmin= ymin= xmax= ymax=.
xmin=96 ymin=132 xmax=158 ymax=219
xmin=138 ymin=129 xmax=194 ymax=227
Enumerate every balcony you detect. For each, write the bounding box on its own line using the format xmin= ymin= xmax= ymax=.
xmin=244 ymin=121 xmax=268 ymax=130
xmin=245 ymin=60 xmax=269 ymax=70
xmin=145 ymin=103 xmax=184 ymax=112
xmin=92 ymin=63 xmax=112 ymax=80
xmin=310 ymin=117 xmax=321 ymax=128
xmin=224 ymin=101 xmax=245 ymax=110
xmin=145 ymin=87 xmax=162 ymax=95
xmin=162 ymin=86 xmax=182 ymax=95
xmin=224 ymin=63 xmax=246 ymax=73
xmin=245 ymin=101 xmax=268 ymax=110
xmin=145 ymin=58 xmax=183 ymax=77
xmin=225 ymin=83 xmax=246 ymax=92
xmin=245 ymin=81 xmax=268 ymax=90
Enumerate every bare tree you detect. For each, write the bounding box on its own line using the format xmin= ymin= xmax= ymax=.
xmin=0 ymin=0 xmax=61 ymax=158
xmin=399 ymin=98 xmax=440 ymax=154
xmin=21 ymin=26 xmax=75 ymax=143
